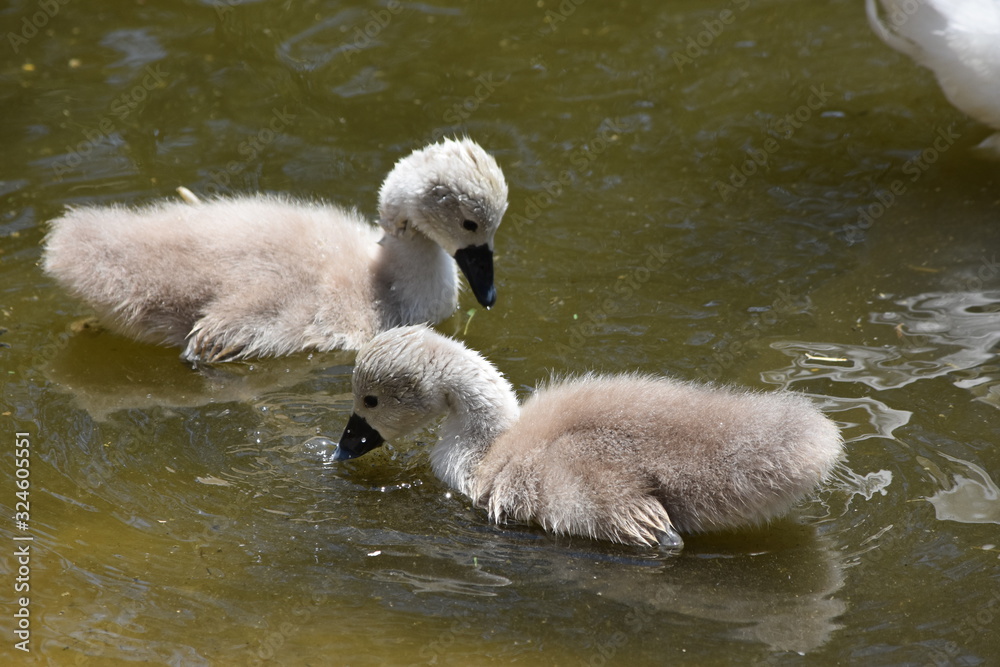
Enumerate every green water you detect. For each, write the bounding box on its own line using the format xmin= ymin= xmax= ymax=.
xmin=2 ymin=0 xmax=999 ymax=665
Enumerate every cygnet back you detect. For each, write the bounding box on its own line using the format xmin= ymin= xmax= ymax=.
xmin=478 ymin=374 xmax=843 ymax=543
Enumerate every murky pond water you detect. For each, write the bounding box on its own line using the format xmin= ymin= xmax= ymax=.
xmin=2 ymin=0 xmax=999 ymax=665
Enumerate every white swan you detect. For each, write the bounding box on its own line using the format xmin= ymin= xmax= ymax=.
xmin=333 ymin=325 xmax=844 ymax=549
xmin=42 ymin=138 xmax=508 ymax=363
xmin=867 ymin=0 xmax=1000 ymax=151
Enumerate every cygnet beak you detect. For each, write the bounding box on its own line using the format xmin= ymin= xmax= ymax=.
xmin=454 ymin=243 xmax=496 ymax=309
xmin=333 ymin=413 xmax=386 ymax=461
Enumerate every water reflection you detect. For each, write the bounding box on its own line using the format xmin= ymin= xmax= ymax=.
xmin=802 ymin=393 xmax=912 ymax=443
xmin=765 ymin=291 xmax=1000 ymax=406
xmin=564 ymin=522 xmax=847 ymax=654
xmin=372 ymin=566 xmax=512 ymax=597
xmin=925 ymin=453 xmax=1000 ymax=525
xmin=42 ymin=321 xmax=355 ymax=420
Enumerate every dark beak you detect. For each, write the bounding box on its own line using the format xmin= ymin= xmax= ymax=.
xmin=454 ymin=243 xmax=496 ymax=309
xmin=332 ymin=413 xmax=386 ymax=461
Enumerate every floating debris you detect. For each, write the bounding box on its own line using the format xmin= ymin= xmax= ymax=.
xmin=804 ymin=352 xmax=850 ymax=363
xmin=195 ymin=475 xmax=232 ymax=487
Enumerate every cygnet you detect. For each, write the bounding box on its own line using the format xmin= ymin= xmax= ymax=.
xmin=42 ymin=138 xmax=507 ymax=363
xmin=333 ymin=325 xmax=844 ymax=549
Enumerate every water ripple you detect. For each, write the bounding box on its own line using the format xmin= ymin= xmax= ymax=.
xmin=926 ymin=453 xmax=1000 ymax=525
xmin=765 ymin=291 xmax=1000 ymax=401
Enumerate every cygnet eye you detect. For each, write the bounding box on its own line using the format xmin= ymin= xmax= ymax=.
xmin=462 ymin=219 xmax=478 ymax=232
xmin=363 ymin=395 xmax=378 ymax=409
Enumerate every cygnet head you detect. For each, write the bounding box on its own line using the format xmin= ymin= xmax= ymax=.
xmin=334 ymin=326 xmax=449 ymax=459
xmin=378 ymin=138 xmax=508 ymax=308
xmin=333 ymin=324 xmax=513 ymax=461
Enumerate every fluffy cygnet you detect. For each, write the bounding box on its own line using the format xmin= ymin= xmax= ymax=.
xmin=42 ymin=138 xmax=507 ymax=363
xmin=333 ymin=326 xmax=844 ymax=549
xmin=867 ymin=0 xmax=1000 ymax=151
